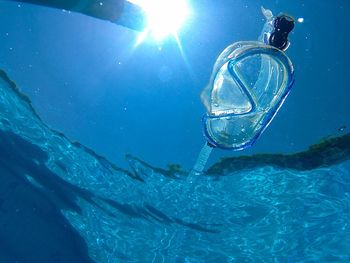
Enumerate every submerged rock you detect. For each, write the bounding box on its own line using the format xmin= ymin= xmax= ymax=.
xmin=0 ymin=69 xmax=349 ymax=262
xmin=0 ymin=69 xmax=219 ymax=262
xmin=207 ymin=133 xmax=350 ymax=175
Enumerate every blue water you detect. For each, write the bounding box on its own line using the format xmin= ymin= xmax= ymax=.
xmin=0 ymin=0 xmax=349 ymax=262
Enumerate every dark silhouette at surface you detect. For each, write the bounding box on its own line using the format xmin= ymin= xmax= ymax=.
xmin=6 ymin=0 xmax=147 ymax=31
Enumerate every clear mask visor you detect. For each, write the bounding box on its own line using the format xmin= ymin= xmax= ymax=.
xmin=202 ymin=45 xmax=294 ymax=150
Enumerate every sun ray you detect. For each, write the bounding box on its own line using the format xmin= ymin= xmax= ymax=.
xmin=174 ymin=33 xmax=196 ymax=82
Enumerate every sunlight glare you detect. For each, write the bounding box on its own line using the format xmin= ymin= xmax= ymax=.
xmin=129 ymin=0 xmax=190 ymax=40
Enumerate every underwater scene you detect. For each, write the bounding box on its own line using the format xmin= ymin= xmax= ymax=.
xmin=0 ymin=0 xmax=349 ymax=262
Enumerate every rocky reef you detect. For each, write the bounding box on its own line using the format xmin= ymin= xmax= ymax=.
xmin=207 ymin=132 xmax=350 ymax=175
xmin=1 ymin=69 xmax=349 ymax=262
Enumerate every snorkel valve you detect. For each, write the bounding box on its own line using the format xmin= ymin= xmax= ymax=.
xmin=189 ymin=7 xmax=296 ymax=178
xmin=261 ymin=7 xmax=295 ymax=51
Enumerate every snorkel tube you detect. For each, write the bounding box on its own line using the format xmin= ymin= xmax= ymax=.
xmin=6 ymin=0 xmax=147 ymax=31
xmin=189 ymin=8 xmax=295 ymax=178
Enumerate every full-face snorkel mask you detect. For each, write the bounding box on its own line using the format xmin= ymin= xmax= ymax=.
xmin=189 ymin=7 xmax=295 ymax=177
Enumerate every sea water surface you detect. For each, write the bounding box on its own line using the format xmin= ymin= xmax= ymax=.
xmin=0 ymin=0 xmax=349 ymax=262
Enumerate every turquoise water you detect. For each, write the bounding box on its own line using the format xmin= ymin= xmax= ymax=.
xmin=0 ymin=0 xmax=349 ymax=262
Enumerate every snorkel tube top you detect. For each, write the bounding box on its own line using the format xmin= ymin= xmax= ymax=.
xmin=8 ymin=0 xmax=147 ymax=31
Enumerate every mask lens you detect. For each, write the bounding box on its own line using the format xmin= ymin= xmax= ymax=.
xmin=204 ymin=46 xmax=294 ymax=150
xmin=211 ymin=62 xmax=253 ymax=116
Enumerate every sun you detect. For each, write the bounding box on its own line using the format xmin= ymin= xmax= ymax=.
xmin=129 ymin=0 xmax=190 ymax=41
